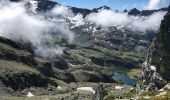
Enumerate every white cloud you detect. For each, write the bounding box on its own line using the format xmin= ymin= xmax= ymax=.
xmin=85 ymin=10 xmax=129 ymax=27
xmin=144 ymin=0 xmax=162 ymax=10
xmin=0 ymin=1 xmax=74 ymax=59
xmin=51 ymin=5 xmax=74 ymax=17
xmin=85 ymin=9 xmax=166 ymax=32
xmin=131 ymin=11 xmax=166 ymax=32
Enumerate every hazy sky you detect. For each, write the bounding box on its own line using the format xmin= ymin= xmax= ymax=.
xmin=52 ymin=0 xmax=169 ymax=10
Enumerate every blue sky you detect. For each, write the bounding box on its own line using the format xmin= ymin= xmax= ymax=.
xmin=52 ymin=0 xmax=169 ymax=10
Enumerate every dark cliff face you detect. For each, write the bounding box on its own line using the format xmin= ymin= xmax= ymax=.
xmin=138 ymin=5 xmax=170 ymax=92
xmin=149 ymin=6 xmax=170 ymax=80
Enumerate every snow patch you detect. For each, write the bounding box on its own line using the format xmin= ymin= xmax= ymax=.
xmin=115 ymin=86 xmax=124 ymax=90
xmin=150 ymin=65 xmax=156 ymax=71
xmin=57 ymin=86 xmax=62 ymax=90
xmin=27 ymin=92 xmax=34 ymax=97
xmin=77 ymin=87 xmax=95 ymax=94
xmin=143 ymin=95 xmax=151 ymax=99
xmin=68 ymin=63 xmax=75 ymax=67
xmin=68 ymin=13 xmax=85 ymax=29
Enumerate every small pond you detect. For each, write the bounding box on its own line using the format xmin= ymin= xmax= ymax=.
xmin=112 ymin=72 xmax=137 ymax=86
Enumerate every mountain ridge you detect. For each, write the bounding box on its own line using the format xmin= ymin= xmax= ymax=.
xmin=10 ymin=0 xmax=169 ymax=16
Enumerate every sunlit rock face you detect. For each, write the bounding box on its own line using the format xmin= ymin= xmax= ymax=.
xmin=138 ymin=5 xmax=170 ymax=93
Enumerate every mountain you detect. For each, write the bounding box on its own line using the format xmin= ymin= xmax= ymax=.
xmin=138 ymin=5 xmax=170 ymax=92
xmin=15 ymin=0 xmax=154 ymax=69
xmin=7 ymin=0 xmax=168 ymax=84
xmin=10 ymin=0 xmax=111 ymax=16
xmin=92 ymin=5 xmax=111 ymax=11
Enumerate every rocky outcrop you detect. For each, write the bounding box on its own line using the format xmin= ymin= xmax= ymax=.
xmin=138 ymin=5 xmax=170 ymax=92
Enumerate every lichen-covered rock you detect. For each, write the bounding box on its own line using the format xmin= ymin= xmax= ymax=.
xmin=137 ymin=62 xmax=167 ymax=92
xmin=138 ymin=6 xmax=170 ymax=92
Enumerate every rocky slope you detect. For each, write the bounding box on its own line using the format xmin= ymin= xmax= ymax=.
xmin=0 ymin=36 xmax=118 ymax=97
xmin=138 ymin=5 xmax=170 ymax=92
xmin=0 ymin=36 xmax=56 ymax=95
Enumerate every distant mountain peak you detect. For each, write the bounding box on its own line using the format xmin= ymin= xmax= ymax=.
xmin=92 ymin=5 xmax=111 ymax=12
xmin=98 ymin=5 xmax=111 ymax=10
xmin=124 ymin=9 xmax=128 ymax=13
xmin=128 ymin=8 xmax=141 ymax=16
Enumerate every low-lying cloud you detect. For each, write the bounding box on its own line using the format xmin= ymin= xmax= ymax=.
xmin=131 ymin=11 xmax=166 ymax=32
xmin=86 ymin=10 xmax=129 ymax=27
xmin=0 ymin=1 xmax=74 ymax=59
xmin=51 ymin=5 xmax=74 ymax=17
xmin=85 ymin=9 xmax=166 ymax=32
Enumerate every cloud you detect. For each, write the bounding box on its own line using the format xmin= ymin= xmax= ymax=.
xmin=0 ymin=1 xmax=74 ymax=59
xmin=85 ymin=9 xmax=166 ymax=32
xmin=51 ymin=5 xmax=74 ymax=17
xmin=85 ymin=10 xmax=129 ymax=27
xmin=131 ymin=11 xmax=166 ymax=32
xmin=144 ymin=0 xmax=162 ymax=10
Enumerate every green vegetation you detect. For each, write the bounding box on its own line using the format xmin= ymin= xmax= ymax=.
xmin=160 ymin=66 xmax=166 ymax=73
xmin=138 ymin=91 xmax=170 ymax=100
xmin=127 ymin=68 xmax=141 ymax=79
xmin=0 ymin=59 xmax=39 ymax=74
xmin=71 ymin=69 xmax=103 ymax=82
xmin=0 ymin=42 xmax=31 ymax=56
xmin=104 ymin=91 xmax=115 ymax=100
xmin=68 ymin=44 xmax=144 ymax=79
